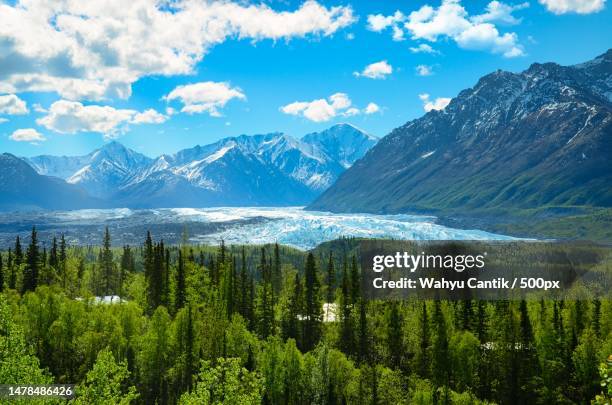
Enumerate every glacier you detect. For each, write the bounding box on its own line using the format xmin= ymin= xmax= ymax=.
xmin=0 ymin=206 xmax=516 ymax=250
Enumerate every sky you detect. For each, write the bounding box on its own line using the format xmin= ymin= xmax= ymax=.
xmin=0 ymin=0 xmax=610 ymax=158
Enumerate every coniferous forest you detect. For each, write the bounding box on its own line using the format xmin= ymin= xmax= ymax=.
xmin=1 ymin=227 xmax=611 ymax=404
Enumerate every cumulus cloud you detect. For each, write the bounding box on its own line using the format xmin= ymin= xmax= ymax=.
xmin=37 ymin=100 xmax=167 ymax=138
xmin=409 ymin=44 xmax=440 ymax=54
xmin=0 ymin=0 xmax=355 ymax=101
xmin=367 ymin=0 xmax=525 ymax=58
xmin=416 ymin=65 xmax=434 ymax=76
xmin=280 ymin=93 xmax=379 ymax=122
xmin=419 ymin=93 xmax=452 ymax=112
xmin=538 ymin=0 xmax=605 ymax=14
xmin=0 ymin=94 xmax=28 ymax=115
xmin=364 ymin=103 xmax=381 ymax=114
xmin=10 ymin=128 xmax=46 ymax=142
xmin=354 ymin=61 xmax=393 ymax=79
xmin=472 ymin=1 xmax=529 ymax=24
xmin=163 ymin=82 xmax=246 ymax=117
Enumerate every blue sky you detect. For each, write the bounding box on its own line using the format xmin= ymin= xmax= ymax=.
xmin=0 ymin=0 xmax=610 ymax=158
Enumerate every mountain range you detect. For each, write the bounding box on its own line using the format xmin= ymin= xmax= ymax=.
xmin=310 ymin=49 xmax=611 ymax=238
xmin=13 ymin=123 xmax=377 ymax=209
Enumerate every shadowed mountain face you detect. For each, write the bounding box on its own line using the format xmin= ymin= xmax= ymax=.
xmin=309 ymin=50 xmax=612 ymax=216
xmin=19 ymin=124 xmax=377 ymax=209
xmin=0 ymin=153 xmax=100 ymax=211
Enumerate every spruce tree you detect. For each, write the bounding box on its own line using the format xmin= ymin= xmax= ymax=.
xmin=303 ymin=252 xmax=322 ymax=351
xmin=339 ymin=260 xmax=354 ymax=356
xmin=357 ymin=298 xmax=369 ymax=365
xmin=431 ymin=301 xmax=449 ymax=389
xmin=59 ymin=234 xmax=67 ymax=288
xmin=14 ymin=236 xmax=23 ymax=266
xmin=49 ymin=237 xmax=58 ymax=269
xmin=282 ymin=273 xmax=303 ymax=348
xmin=7 ymin=249 xmax=16 ymax=290
xmin=349 ymin=255 xmax=360 ymax=305
xmin=22 ymin=227 xmax=40 ymax=293
xmin=175 ymin=250 xmax=186 ymax=312
xmin=326 ymin=252 xmax=335 ymax=304
xmin=100 ymin=227 xmax=114 ymax=296
xmin=387 ymin=302 xmax=403 ymax=369
xmin=272 ymin=243 xmax=281 ymax=301
xmin=417 ymin=302 xmax=430 ymax=378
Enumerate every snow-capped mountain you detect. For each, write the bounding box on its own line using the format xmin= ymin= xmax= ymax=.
xmin=0 ymin=153 xmax=99 ymax=211
xmin=28 ymin=141 xmax=152 ymax=198
xmin=311 ymin=49 xmax=612 ymax=215
xmin=22 ymin=123 xmax=377 ymax=208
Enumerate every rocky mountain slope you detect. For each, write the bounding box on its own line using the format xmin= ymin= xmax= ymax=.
xmin=309 ymin=50 xmax=611 ymax=237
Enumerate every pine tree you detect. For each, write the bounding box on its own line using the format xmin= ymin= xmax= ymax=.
xmin=357 ymin=298 xmax=369 ymax=365
xmin=417 ymin=302 xmax=430 ymax=378
xmin=100 ymin=227 xmax=114 ymax=296
xmin=387 ymin=302 xmax=403 ymax=369
xmin=22 ymin=226 xmax=40 ymax=293
xmin=7 ymin=249 xmax=16 ymax=290
xmin=326 ymin=252 xmax=335 ymax=304
xmin=59 ymin=234 xmax=67 ymax=288
xmin=175 ymin=250 xmax=187 ymax=312
xmin=431 ymin=301 xmax=449 ymax=389
xmin=303 ymin=252 xmax=322 ymax=351
xmin=282 ymin=273 xmax=303 ymax=348
xmin=339 ymin=260 xmax=354 ymax=356
xmin=49 ymin=237 xmax=58 ymax=269
xmin=272 ymin=243 xmax=282 ymax=301
xmin=258 ymin=248 xmax=274 ymax=338
xmin=14 ymin=236 xmax=23 ymax=267
xmin=350 ymin=255 xmax=360 ymax=305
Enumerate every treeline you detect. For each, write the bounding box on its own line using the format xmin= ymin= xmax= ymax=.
xmin=0 ymin=227 xmax=611 ymax=404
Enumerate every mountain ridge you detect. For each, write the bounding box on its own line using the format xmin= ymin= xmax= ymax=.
xmin=21 ymin=123 xmax=377 ymax=209
xmin=308 ymin=49 xmax=611 ymax=238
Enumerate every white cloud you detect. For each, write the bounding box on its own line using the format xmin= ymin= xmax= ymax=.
xmin=419 ymin=93 xmax=451 ymax=112
xmin=33 ymin=103 xmax=47 ymax=113
xmin=364 ymin=103 xmax=381 ymax=114
xmin=409 ymin=44 xmax=440 ymax=54
xmin=0 ymin=118 xmax=8 ymax=124
xmin=367 ymin=0 xmax=525 ymax=58
xmin=367 ymin=11 xmax=405 ymax=32
xmin=354 ymin=61 xmax=393 ymax=79
xmin=538 ymin=0 xmax=605 ymax=14
xmin=281 ymin=93 xmax=379 ymax=122
xmin=344 ymin=107 xmax=360 ymax=116
xmin=164 ymin=81 xmax=246 ymax=117
xmin=0 ymin=0 xmax=355 ymax=101
xmin=131 ymin=109 xmax=168 ymax=124
xmin=37 ymin=100 xmax=167 ymax=138
xmin=472 ymin=1 xmax=529 ymax=25
xmin=0 ymin=94 xmax=28 ymax=115
xmin=416 ymin=65 xmax=434 ymax=76
xmin=10 ymin=128 xmax=46 ymax=142
xmin=329 ymin=93 xmax=352 ymax=110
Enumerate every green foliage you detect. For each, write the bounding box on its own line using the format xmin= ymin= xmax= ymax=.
xmin=74 ymin=348 xmax=138 ymax=404
xmin=0 ymin=232 xmax=609 ymax=404
xmin=179 ymin=358 xmax=263 ymax=405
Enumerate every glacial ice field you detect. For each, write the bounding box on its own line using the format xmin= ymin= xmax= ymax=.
xmin=0 ymin=207 xmax=516 ymax=250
